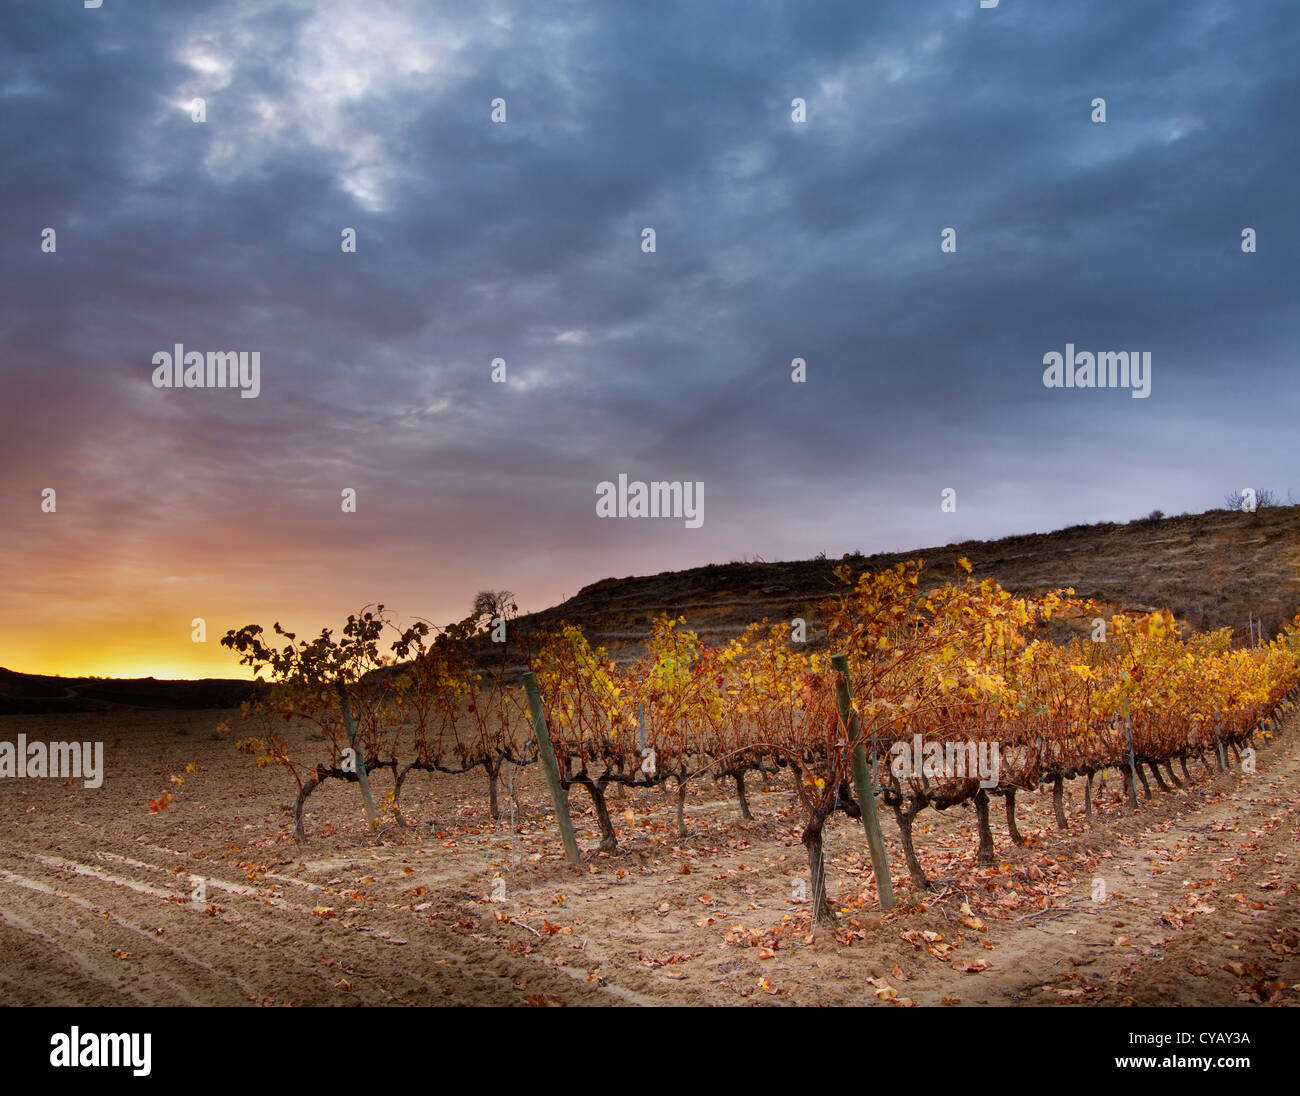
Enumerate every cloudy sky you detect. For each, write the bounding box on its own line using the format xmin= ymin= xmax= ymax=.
xmin=2 ymin=0 xmax=1297 ymax=677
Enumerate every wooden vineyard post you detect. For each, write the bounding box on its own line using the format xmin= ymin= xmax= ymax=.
xmin=337 ymin=681 xmax=379 ymax=828
xmin=831 ymin=653 xmax=895 ymax=910
xmin=1124 ymin=715 xmax=1139 ymax=808
xmin=522 ymin=671 xmax=581 ymax=867
xmin=1215 ymin=720 xmax=1226 ymax=771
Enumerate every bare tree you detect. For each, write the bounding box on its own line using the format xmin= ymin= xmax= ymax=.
xmin=1223 ymin=488 xmax=1279 ymax=512
xmin=472 ymin=589 xmax=518 ymax=620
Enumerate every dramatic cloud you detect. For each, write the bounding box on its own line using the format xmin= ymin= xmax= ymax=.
xmin=2 ymin=0 xmax=1297 ymax=675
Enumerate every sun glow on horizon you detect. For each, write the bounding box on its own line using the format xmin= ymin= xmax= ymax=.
xmin=0 ymin=651 xmax=258 ymax=682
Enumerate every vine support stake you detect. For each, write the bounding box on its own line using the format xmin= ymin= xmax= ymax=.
xmin=1123 ymin=716 xmax=1139 ymax=808
xmin=523 ymin=671 xmax=581 ymax=867
xmin=831 ymin=653 xmax=895 ymax=911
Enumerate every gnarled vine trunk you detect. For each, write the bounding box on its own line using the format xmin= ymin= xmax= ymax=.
xmin=1004 ymin=788 xmax=1025 ymax=845
xmin=734 ymin=771 xmax=753 ymax=821
xmin=574 ymin=776 xmax=618 ymax=851
xmin=801 ymin=814 xmax=836 ymax=926
xmin=891 ymin=795 xmax=931 ymax=891
xmin=1052 ymin=776 xmax=1068 ymax=830
xmin=973 ymin=789 xmax=995 ymax=864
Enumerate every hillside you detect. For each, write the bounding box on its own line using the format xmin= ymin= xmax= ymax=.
xmin=510 ymin=505 xmax=1300 ymax=665
xmin=5 ymin=505 xmax=1298 ymax=710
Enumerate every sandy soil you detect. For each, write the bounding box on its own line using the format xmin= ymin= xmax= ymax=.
xmin=0 ymin=707 xmax=1296 ymax=1006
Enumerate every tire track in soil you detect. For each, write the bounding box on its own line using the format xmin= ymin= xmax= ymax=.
xmin=940 ymin=730 xmax=1300 ymax=1006
xmin=0 ymin=900 xmax=139 ymax=1005
xmin=0 ymin=868 xmax=196 ymax=1005
xmin=1 ymin=825 xmax=619 ymax=1005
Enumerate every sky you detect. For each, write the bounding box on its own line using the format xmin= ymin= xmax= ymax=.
xmin=2 ymin=0 xmax=1298 ymax=678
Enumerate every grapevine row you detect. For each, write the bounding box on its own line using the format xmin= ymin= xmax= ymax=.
xmin=221 ymin=560 xmax=1300 ymax=915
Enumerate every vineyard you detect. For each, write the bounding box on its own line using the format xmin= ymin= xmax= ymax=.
xmin=221 ymin=559 xmax=1300 ymax=922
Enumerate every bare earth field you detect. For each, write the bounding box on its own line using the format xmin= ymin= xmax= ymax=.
xmin=1 ymin=708 xmax=1297 ymax=1007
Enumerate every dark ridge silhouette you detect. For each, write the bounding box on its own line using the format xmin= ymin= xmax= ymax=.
xmin=7 ymin=505 xmax=1298 ymax=709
